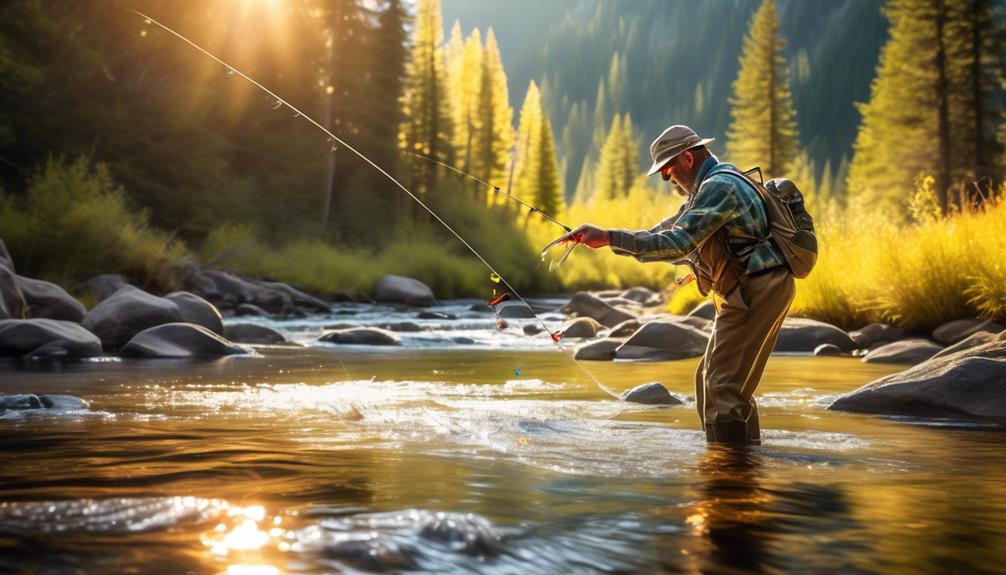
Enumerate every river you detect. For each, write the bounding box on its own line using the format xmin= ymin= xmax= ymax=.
xmin=1 ymin=300 xmax=1003 ymax=574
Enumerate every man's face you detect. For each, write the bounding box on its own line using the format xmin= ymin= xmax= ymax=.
xmin=659 ymin=152 xmax=693 ymax=191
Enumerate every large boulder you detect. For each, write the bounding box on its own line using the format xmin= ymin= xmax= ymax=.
xmin=849 ymin=323 xmax=905 ymax=349
xmin=121 ymin=323 xmax=253 ymax=358
xmin=774 ymin=318 xmax=856 ymax=353
xmin=373 ymin=275 xmax=436 ymax=307
xmin=16 ymin=276 xmax=85 ymax=322
xmin=573 ymin=339 xmax=621 ymax=361
xmin=814 ymin=343 xmax=845 ymax=356
xmin=560 ymin=292 xmax=634 ymax=328
xmin=930 ymin=330 xmax=997 ymax=361
xmin=0 ymin=241 xmax=26 ymax=320
xmin=932 ymin=319 xmax=1005 ymax=346
xmin=165 ymin=292 xmax=224 ymax=335
xmin=81 ymin=287 xmax=182 ymax=351
xmin=829 ymin=341 xmax=1006 ymax=419
xmin=615 ymin=320 xmax=709 ymax=361
xmin=319 ymin=327 xmax=401 ymax=346
xmin=862 ymin=339 xmax=943 ymax=364
xmin=76 ymin=274 xmax=129 ymax=302
xmin=687 ymin=301 xmax=717 ymax=320
xmin=609 ymin=319 xmax=642 ymax=338
xmin=224 ymin=323 xmax=288 ymax=345
xmin=619 ymin=382 xmax=684 ymax=405
xmin=0 ymin=319 xmax=103 ymax=358
xmin=561 ymin=317 xmax=602 ymax=339
xmin=258 ymin=280 xmax=331 ymax=314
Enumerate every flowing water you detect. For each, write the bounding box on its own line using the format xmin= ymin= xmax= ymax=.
xmin=1 ymin=301 xmax=1004 ymax=574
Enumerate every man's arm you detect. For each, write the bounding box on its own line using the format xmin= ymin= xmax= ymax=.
xmin=608 ymin=178 xmax=739 ymax=262
xmin=647 ymin=202 xmax=688 ymax=233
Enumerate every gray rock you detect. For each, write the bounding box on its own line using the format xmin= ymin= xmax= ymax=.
xmin=829 ymin=341 xmax=1006 ymax=418
xmin=165 ymin=292 xmax=224 ymax=335
xmin=621 ymin=287 xmax=662 ymax=304
xmin=76 ymin=274 xmax=129 ymax=302
xmin=849 ymin=323 xmax=905 ymax=349
xmin=615 ymin=320 xmax=709 ymax=361
xmin=774 ymin=318 xmax=856 ymax=353
xmin=814 ymin=343 xmax=845 ymax=356
xmin=373 ymin=275 xmax=436 ymax=306
xmin=258 ymin=280 xmax=331 ymax=314
xmin=197 ymin=270 xmax=265 ymax=304
xmin=620 ymin=382 xmax=684 ymax=405
xmin=417 ymin=311 xmax=457 ymax=320
xmin=496 ymin=302 xmax=536 ymax=319
xmin=932 ymin=319 xmax=1005 ymax=346
xmin=375 ymin=322 xmax=423 ymax=332
xmin=16 ymin=276 xmax=85 ymax=322
xmin=451 ymin=336 xmax=475 ymax=345
xmin=609 ymin=319 xmax=642 ymax=337
xmin=121 ymin=323 xmax=254 ymax=358
xmin=931 ymin=330 xmax=997 ymax=361
xmin=0 ymin=240 xmax=14 ymax=270
xmin=862 ymin=338 xmax=943 ymax=364
xmin=0 ymin=319 xmax=103 ymax=358
xmin=0 ymin=394 xmax=88 ymax=413
xmin=320 ymin=327 xmax=401 ymax=346
xmin=687 ymin=301 xmax=717 ymax=320
xmin=677 ymin=315 xmax=712 ymax=331
xmin=81 ymin=287 xmax=182 ymax=351
xmin=562 ymin=317 xmax=602 ymax=338
xmin=560 ymin=292 xmax=635 ymax=328
xmin=0 ymin=394 xmax=45 ymax=410
xmin=235 ymin=303 xmax=269 ymax=317
xmin=224 ymin=323 xmax=288 ymax=345
xmin=601 ymin=297 xmax=639 ymax=307
xmin=0 ymin=262 xmax=26 ymax=320
xmin=468 ymin=303 xmax=493 ymax=313
xmin=523 ymin=324 xmax=543 ymax=336
xmin=573 ymin=339 xmax=621 ymax=361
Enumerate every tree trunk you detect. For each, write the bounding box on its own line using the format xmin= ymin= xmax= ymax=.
xmin=935 ymin=0 xmax=952 ymax=213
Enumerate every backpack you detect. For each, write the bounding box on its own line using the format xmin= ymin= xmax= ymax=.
xmin=713 ymin=167 xmax=818 ymax=279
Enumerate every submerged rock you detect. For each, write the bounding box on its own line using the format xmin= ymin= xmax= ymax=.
xmin=615 ymin=320 xmax=708 ymax=361
xmin=373 ymin=275 xmax=436 ymax=306
xmin=862 ymin=339 xmax=943 ymax=364
xmin=560 ymin=292 xmax=634 ymax=328
xmin=773 ymin=318 xmax=856 ymax=353
xmin=0 ymin=319 xmax=103 ymax=358
xmin=496 ymin=302 xmax=536 ymax=319
xmin=562 ymin=317 xmax=602 ymax=338
xmin=620 ymin=382 xmax=684 ymax=405
xmin=82 ymin=287 xmax=182 ymax=351
xmin=829 ymin=341 xmax=1006 ymax=419
xmin=120 ymin=323 xmax=254 ymax=358
xmin=165 ymin=291 xmax=224 ymax=335
xmin=376 ymin=321 xmax=423 ymax=332
xmin=16 ymin=276 xmax=86 ymax=323
xmin=320 ymin=327 xmax=401 ymax=346
xmin=223 ymin=323 xmax=288 ymax=345
xmin=932 ymin=319 xmax=1005 ymax=346
xmin=573 ymin=339 xmax=621 ymax=361
xmin=0 ymin=394 xmax=89 ymax=415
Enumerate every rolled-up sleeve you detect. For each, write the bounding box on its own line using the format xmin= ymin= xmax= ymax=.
xmin=608 ymin=179 xmax=738 ymax=262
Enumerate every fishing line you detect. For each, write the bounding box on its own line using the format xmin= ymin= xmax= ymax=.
xmin=132 ymin=11 xmax=620 ymax=401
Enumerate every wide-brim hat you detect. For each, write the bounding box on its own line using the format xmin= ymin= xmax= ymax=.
xmin=646 ymin=125 xmax=715 ymax=176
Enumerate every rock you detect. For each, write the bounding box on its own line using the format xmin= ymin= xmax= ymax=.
xmin=560 ymin=292 xmax=635 ymax=328
xmin=862 ymin=339 xmax=943 ymax=364
xmin=319 ymin=327 xmax=401 ymax=346
xmin=829 ymin=341 xmax=1006 ymax=418
xmin=0 ymin=394 xmax=88 ymax=414
xmin=496 ymin=302 xmax=536 ymax=319
xmin=258 ymin=281 xmax=331 ymax=314
xmin=562 ymin=317 xmax=602 ymax=338
xmin=451 ymin=336 xmax=475 ymax=345
xmin=609 ymin=319 xmax=642 ymax=337
xmin=931 ymin=330 xmax=997 ymax=361
xmin=375 ymin=322 xmax=423 ymax=332
xmin=121 ymin=323 xmax=253 ymax=358
xmin=81 ymin=287 xmax=182 ymax=351
xmin=814 ymin=343 xmax=845 ymax=356
xmin=621 ymin=287 xmax=662 ymax=304
xmin=997 ymin=330 xmax=1006 ymax=342
xmin=235 ymin=303 xmax=269 ymax=317
xmin=0 ymin=394 xmax=45 ymax=410
xmin=620 ymin=382 xmax=684 ymax=405
xmin=615 ymin=320 xmax=709 ymax=361
xmin=523 ymin=324 xmax=543 ymax=336
xmin=573 ymin=339 xmax=621 ymax=361
xmin=774 ymin=318 xmax=856 ymax=353
xmin=417 ymin=311 xmax=457 ymax=320
xmin=677 ymin=315 xmax=712 ymax=331
xmin=0 ymin=319 xmax=103 ymax=358
xmin=373 ymin=275 xmax=436 ymax=307
xmin=932 ymin=319 xmax=1005 ymax=346
xmin=197 ymin=270 xmax=265 ymax=304
xmin=223 ymin=323 xmax=288 ymax=345
xmin=76 ymin=274 xmax=128 ymax=302
xmin=601 ymin=297 xmax=639 ymax=307
xmin=849 ymin=323 xmax=904 ymax=349
xmin=0 ymin=240 xmax=14 ymax=269
xmin=165 ymin=292 xmax=224 ymax=335
xmin=468 ymin=303 xmax=493 ymax=313
xmin=0 ymin=262 xmax=26 ymax=320
xmin=687 ymin=301 xmax=717 ymax=320
xmin=16 ymin=276 xmax=86 ymax=322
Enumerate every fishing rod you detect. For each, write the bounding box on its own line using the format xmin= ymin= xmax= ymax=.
xmin=132 ymin=11 xmax=619 ymax=400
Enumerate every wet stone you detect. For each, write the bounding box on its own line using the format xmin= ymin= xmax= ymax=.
xmin=620 ymin=382 xmax=684 ymax=405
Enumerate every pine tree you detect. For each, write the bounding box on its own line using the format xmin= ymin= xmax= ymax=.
xmin=725 ymin=0 xmax=799 ymax=178
xmin=514 ymin=81 xmax=562 ymax=218
xmin=536 ymin=116 xmax=563 ymax=216
xmin=446 ymin=25 xmax=483 ymax=175
xmin=472 ymin=27 xmax=514 ymax=203
xmin=399 ymin=0 xmax=454 ymax=198
xmin=594 ymin=113 xmax=640 ymax=200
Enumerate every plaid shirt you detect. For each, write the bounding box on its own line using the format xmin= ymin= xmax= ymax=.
xmin=609 ymin=156 xmax=786 ymax=275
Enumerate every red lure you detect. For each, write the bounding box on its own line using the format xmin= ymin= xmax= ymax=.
xmin=487 ymin=293 xmax=510 ymax=307
xmin=550 ymin=330 xmax=564 ymax=343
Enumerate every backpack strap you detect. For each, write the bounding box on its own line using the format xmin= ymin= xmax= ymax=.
xmin=704 ymin=167 xmax=773 ymax=259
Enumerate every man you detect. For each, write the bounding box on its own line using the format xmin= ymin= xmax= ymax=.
xmin=564 ymin=125 xmax=795 ymax=445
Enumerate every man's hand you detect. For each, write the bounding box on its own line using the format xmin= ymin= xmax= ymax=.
xmin=562 ymin=224 xmax=610 ymax=249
